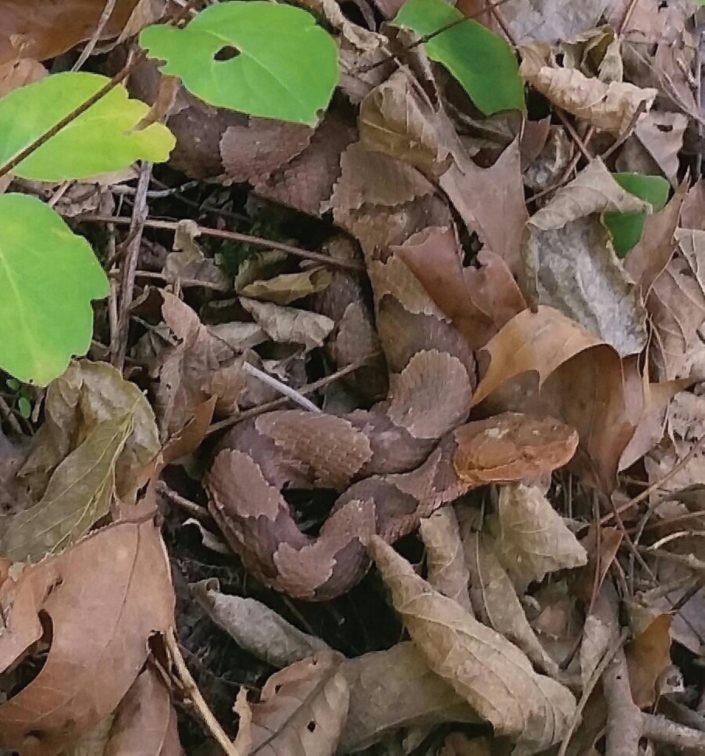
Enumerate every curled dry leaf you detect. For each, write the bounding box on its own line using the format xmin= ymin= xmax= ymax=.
xmin=0 ymin=514 xmax=174 ymax=755
xmin=369 ymin=536 xmax=577 ymax=753
xmin=494 ymin=483 xmax=587 ymax=583
xmin=163 ymin=219 xmax=229 ymax=289
xmin=339 ymin=642 xmax=478 ymax=753
xmin=453 ymin=412 xmax=578 ymax=487
xmin=626 ymin=614 xmax=673 ymax=709
xmin=2 ymin=412 xmax=134 ymax=562
xmin=463 ymin=531 xmax=560 ymax=677
xmin=239 ymin=267 xmax=333 ymax=306
xmin=241 ymin=297 xmax=335 ymax=350
xmin=19 ymin=359 xmax=160 ymax=503
xmin=522 ymin=160 xmax=649 ymax=356
xmin=419 ymin=508 xmax=473 ymax=613
xmin=235 ymin=652 xmax=350 ymax=756
xmin=192 ymin=578 xmax=330 ymax=668
xmin=520 ymin=43 xmax=657 ymax=134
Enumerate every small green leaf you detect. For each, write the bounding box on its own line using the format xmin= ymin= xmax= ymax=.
xmin=393 ymin=0 xmax=524 ymax=115
xmin=5 ymin=378 xmax=20 ymax=392
xmin=0 ymin=194 xmax=109 ymax=385
xmin=0 ymin=72 xmax=175 ymax=181
xmin=17 ymin=396 xmax=31 ymax=419
xmin=603 ymin=173 xmax=670 ymax=257
xmin=140 ymin=2 xmax=338 ymax=126
xmin=1 ymin=412 xmax=134 ymax=562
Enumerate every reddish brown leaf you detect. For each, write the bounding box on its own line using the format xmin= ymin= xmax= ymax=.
xmin=626 ymin=614 xmax=673 ymax=709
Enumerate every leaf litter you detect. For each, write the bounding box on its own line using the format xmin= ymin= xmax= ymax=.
xmin=5 ymin=0 xmax=705 ymax=754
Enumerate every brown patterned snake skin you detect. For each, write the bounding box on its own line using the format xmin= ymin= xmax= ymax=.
xmin=205 ymin=147 xmax=578 ymax=601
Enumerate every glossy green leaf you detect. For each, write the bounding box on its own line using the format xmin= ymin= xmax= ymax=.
xmin=17 ymin=397 xmax=31 ymax=419
xmin=0 ymin=72 xmax=175 ymax=181
xmin=140 ymin=2 xmax=338 ymax=125
xmin=0 ymin=194 xmax=109 ymax=385
xmin=393 ymin=0 xmax=524 ymax=115
xmin=603 ymin=173 xmax=670 ymax=257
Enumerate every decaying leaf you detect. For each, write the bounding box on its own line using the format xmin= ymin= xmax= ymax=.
xmin=369 ymin=536 xmax=577 ymax=753
xmin=520 ymin=43 xmax=657 ymax=134
xmin=239 ymin=267 xmax=333 ymax=305
xmin=19 ymin=360 xmax=160 ymax=503
xmin=626 ymin=614 xmax=673 ymax=709
xmin=2 ymin=412 xmax=134 ymax=562
xmin=0 ymin=57 xmax=46 ymax=99
xmin=419 ymin=507 xmax=473 ymax=613
xmin=0 ymin=513 xmax=174 ymax=755
xmin=494 ymin=483 xmax=587 ymax=583
xmin=235 ymin=652 xmax=349 ymax=756
xmin=192 ymin=578 xmax=330 ymax=667
xmin=522 ymin=160 xmax=649 ymax=356
xmin=339 ymin=643 xmax=478 ymax=753
xmin=163 ymin=219 xmax=229 ymax=289
xmin=241 ymin=297 xmax=335 ymax=350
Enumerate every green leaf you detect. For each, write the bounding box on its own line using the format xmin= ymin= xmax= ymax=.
xmin=393 ymin=0 xmax=524 ymax=115
xmin=0 ymin=194 xmax=109 ymax=385
xmin=1 ymin=412 xmax=134 ymax=562
xmin=17 ymin=396 xmax=31 ymax=419
xmin=0 ymin=72 xmax=175 ymax=181
xmin=139 ymin=2 xmax=338 ymax=126
xmin=603 ymin=173 xmax=670 ymax=257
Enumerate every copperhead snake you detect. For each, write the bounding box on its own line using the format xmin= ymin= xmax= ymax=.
xmin=205 ymin=145 xmax=578 ymax=600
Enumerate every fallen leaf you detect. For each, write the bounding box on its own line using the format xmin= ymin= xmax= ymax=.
xmin=339 ymin=643 xmax=478 ymax=753
xmin=163 ymin=219 xmax=229 ymax=289
xmin=19 ymin=360 xmax=159 ymax=503
xmin=236 ymin=652 xmax=349 ymax=756
xmin=617 ymin=112 xmax=687 ymax=185
xmin=494 ymin=483 xmax=587 ymax=583
xmin=117 ymin=0 xmax=168 ymax=43
xmin=369 ymin=537 xmax=577 ymax=753
xmin=241 ymin=297 xmax=335 ymax=350
xmin=524 ymin=127 xmax=572 ymax=192
xmin=463 ymin=530 xmax=560 ymax=677
xmin=0 ymin=514 xmax=174 ymax=754
xmin=239 ymin=267 xmax=332 ymax=305
xmin=419 ymin=507 xmax=473 ymax=613
xmin=2 ymin=412 xmax=134 ymax=562
xmin=0 ymin=57 xmax=46 ymax=99
xmin=192 ymin=579 xmax=330 ymax=668
xmin=522 ymin=160 xmax=649 ymax=356
xmin=626 ymin=614 xmax=673 ymax=709
xmin=104 ymin=666 xmax=183 ymax=755
xmin=520 ymin=43 xmax=657 ymax=134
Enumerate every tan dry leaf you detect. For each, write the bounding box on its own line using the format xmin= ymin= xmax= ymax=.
xmin=239 ymin=267 xmax=332 ymax=305
xmin=524 ymin=127 xmax=573 ymax=193
xmin=19 ymin=360 xmax=159 ymax=503
xmin=523 ymin=160 xmax=649 ymax=356
xmin=463 ymin=531 xmax=560 ymax=677
xmin=2 ymin=412 xmax=134 ymax=563
xmin=626 ymin=614 xmax=673 ymax=709
xmin=617 ymin=112 xmax=687 ymax=185
xmin=369 ymin=537 xmax=576 ymax=753
xmin=339 ymin=643 xmax=478 ymax=753
xmin=419 ymin=508 xmax=473 ymax=614
xmin=494 ymin=483 xmax=587 ymax=583
xmin=0 ymin=57 xmax=46 ymax=98
xmin=240 ymin=297 xmax=335 ymax=350
xmin=104 ymin=666 xmax=183 ymax=755
xmin=163 ymin=219 xmax=229 ymax=288
xmin=237 ymin=652 xmax=350 ymax=756
xmin=0 ymin=514 xmax=174 ymax=755
xmin=192 ymin=579 xmax=330 ymax=668
xmin=117 ymin=0 xmax=167 ymax=42
xmin=520 ymin=43 xmax=657 ymax=134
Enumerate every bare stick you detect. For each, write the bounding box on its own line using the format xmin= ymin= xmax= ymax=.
xmin=642 ymin=713 xmax=705 ymax=750
xmin=604 ymin=647 xmax=642 ymax=756
xmin=72 ymin=0 xmax=118 ymax=72
xmin=165 ymin=628 xmax=241 ymax=756
xmin=243 ymin=362 xmax=322 ymax=414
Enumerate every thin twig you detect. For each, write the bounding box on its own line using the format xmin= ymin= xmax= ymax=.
xmin=207 ymin=352 xmax=380 ymax=435
xmin=77 ymin=214 xmax=364 ymax=272
xmin=0 ymin=395 xmax=23 ymax=435
xmin=72 ymin=0 xmax=118 ymax=71
xmin=157 ymin=481 xmax=211 ymax=521
xmin=128 ymin=269 xmax=230 ymax=291
xmin=243 ymin=362 xmax=322 ymax=414
xmin=165 ymin=628 xmax=241 ymax=756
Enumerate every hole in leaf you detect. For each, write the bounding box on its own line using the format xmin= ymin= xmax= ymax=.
xmin=274 ymin=684 xmax=282 ymax=693
xmin=215 ymin=45 xmax=241 ymax=62
xmin=307 ymin=721 xmax=317 ymax=732
xmin=656 ymin=123 xmax=673 ymax=133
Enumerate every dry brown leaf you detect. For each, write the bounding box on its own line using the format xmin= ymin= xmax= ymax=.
xmin=626 ymin=614 xmax=673 ymax=709
xmin=520 ymin=43 xmax=657 ymax=134
xmin=523 ymin=160 xmax=649 ymax=356
xmin=339 ymin=643 xmax=478 ymax=752
xmin=0 ymin=57 xmax=46 ymax=98
xmin=439 ymin=140 xmax=528 ymax=272
xmin=453 ymin=412 xmax=578 ymax=486
xmin=0 ymin=514 xmax=174 ymax=754
xmin=369 ymin=537 xmax=576 ymax=753
xmin=0 ymin=0 xmax=141 ymax=64
xmin=2 ymin=412 xmax=134 ymax=562
xmin=236 ymin=652 xmax=349 ymax=756
xmin=117 ymin=0 xmax=167 ymax=42
xmin=419 ymin=508 xmax=473 ymax=614
xmin=19 ymin=360 xmax=159 ymax=503
xmin=192 ymin=579 xmax=330 ymax=668
xmin=463 ymin=530 xmax=560 ymax=677
xmin=524 ymin=127 xmax=572 ymax=192
xmin=494 ymin=483 xmax=587 ymax=583
xmin=163 ymin=219 xmax=229 ymax=288
xmin=104 ymin=666 xmax=183 ymax=755
xmin=241 ymin=297 xmax=335 ymax=350
xmin=239 ymin=267 xmax=332 ymax=305
xmin=617 ymin=112 xmax=687 ymax=184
